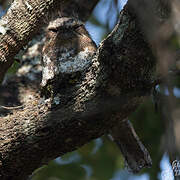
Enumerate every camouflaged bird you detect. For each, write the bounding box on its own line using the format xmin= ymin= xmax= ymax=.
xmin=41 ymin=17 xmax=152 ymax=173
xmin=41 ymin=17 xmax=97 ymax=88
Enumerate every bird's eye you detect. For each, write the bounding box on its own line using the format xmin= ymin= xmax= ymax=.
xmin=73 ymin=24 xmax=83 ymax=30
xmin=48 ymin=28 xmax=58 ymax=33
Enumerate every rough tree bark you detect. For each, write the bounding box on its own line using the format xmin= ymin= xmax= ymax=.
xmin=0 ymin=0 xmax=172 ymax=179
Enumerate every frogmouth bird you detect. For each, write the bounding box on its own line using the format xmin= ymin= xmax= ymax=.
xmin=41 ymin=17 xmax=152 ymax=173
xmin=41 ymin=17 xmax=97 ymax=89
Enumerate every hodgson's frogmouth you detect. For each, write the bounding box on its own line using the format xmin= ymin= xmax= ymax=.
xmin=41 ymin=17 xmax=96 ymax=91
xmin=41 ymin=17 xmax=152 ymax=173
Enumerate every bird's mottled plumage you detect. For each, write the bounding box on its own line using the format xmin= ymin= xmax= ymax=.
xmin=41 ymin=17 xmax=97 ymax=87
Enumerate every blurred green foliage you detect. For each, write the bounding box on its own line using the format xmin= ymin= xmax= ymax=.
xmin=7 ymin=60 xmax=19 ymax=74
xmin=32 ymin=138 xmax=125 ymax=180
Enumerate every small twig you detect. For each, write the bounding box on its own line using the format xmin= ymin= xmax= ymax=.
xmin=0 ymin=105 xmax=24 ymax=110
xmin=151 ymin=70 xmax=180 ymax=87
